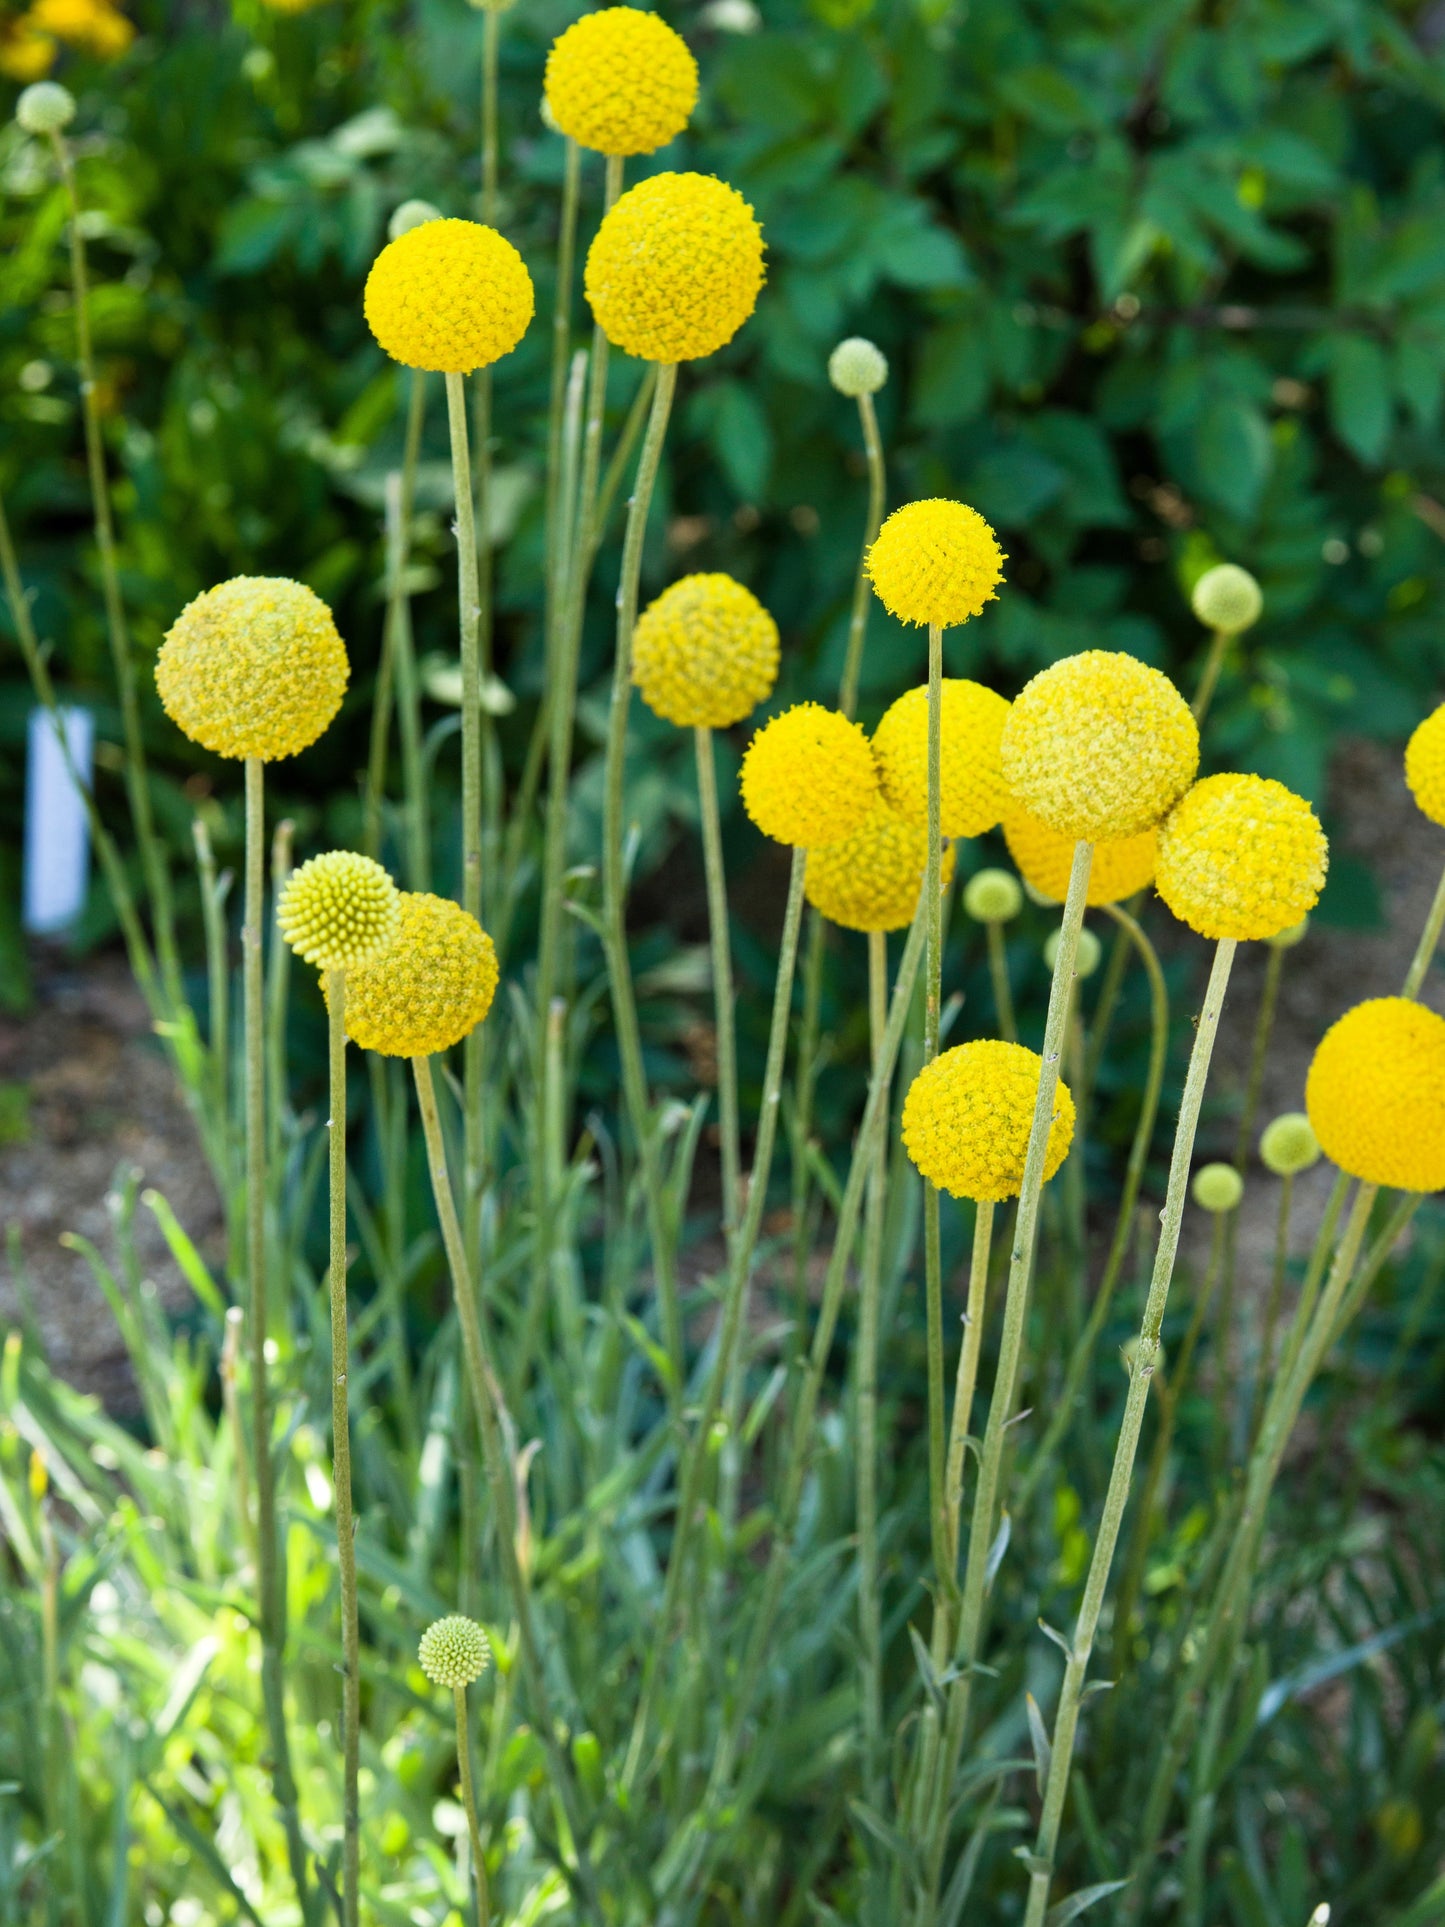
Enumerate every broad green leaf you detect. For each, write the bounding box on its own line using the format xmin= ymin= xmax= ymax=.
xmin=1329 ymin=334 xmax=1392 ymax=465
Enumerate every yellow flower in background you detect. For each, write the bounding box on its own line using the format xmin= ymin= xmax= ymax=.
xmin=1155 ymin=773 xmax=1327 ymax=942
xmin=337 ymin=893 xmax=499 ymax=1059
xmin=278 ymin=852 xmax=400 ymax=973
xmin=364 ymin=219 xmax=534 ymax=375
xmin=632 ymin=573 xmax=779 ymax=728
xmin=1405 ymin=701 xmax=1445 ymax=827
xmin=1306 ymin=997 xmax=1445 ymax=1193
xmin=1000 ymin=649 xmax=1198 ymax=842
xmin=584 ymin=171 xmax=764 ymax=363
xmin=1002 ymin=800 xmax=1157 ymax=908
xmin=804 ymin=798 xmax=956 ymax=934
xmin=740 ymin=702 xmax=877 ymax=848
xmin=28 ymin=0 xmax=132 ymax=55
xmin=902 ymin=1039 xmax=1075 ymax=1202
xmin=0 ymin=18 xmax=56 ymax=75
xmin=865 ymin=498 xmax=1005 ymax=629
xmin=544 ymin=7 xmax=698 ymax=157
xmin=156 ymin=576 xmax=348 ymax=762
xmin=871 ymin=679 xmax=1011 ymax=838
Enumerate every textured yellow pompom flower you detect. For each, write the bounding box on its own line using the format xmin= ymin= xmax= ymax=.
xmin=1002 ymin=800 xmax=1157 ymax=908
xmin=418 ymin=1615 xmax=491 ymax=1689
xmin=278 ymin=852 xmax=400 ymax=972
xmin=156 ymin=577 xmax=348 ymax=762
xmin=632 ymin=573 xmax=778 ymax=728
xmin=585 ymin=172 xmax=764 ymax=364
xmin=1155 ymin=774 xmax=1327 ymax=942
xmin=803 ymin=798 xmax=956 ymax=934
xmin=338 ymin=893 xmax=499 ymax=1058
xmin=902 ymin=1039 xmax=1075 ymax=1203
xmin=1306 ymin=998 xmax=1445 ymax=1193
xmin=865 ymin=499 xmax=1006 ymax=629
xmin=1000 ymin=649 xmax=1199 ymax=842
xmin=871 ymin=680 xmax=1011 ymax=838
xmin=740 ymin=703 xmax=877 ymax=848
xmin=544 ymin=7 xmax=698 ymax=157
xmin=1405 ymin=702 xmax=1445 ymax=828
xmin=364 ymin=219 xmax=534 ymax=375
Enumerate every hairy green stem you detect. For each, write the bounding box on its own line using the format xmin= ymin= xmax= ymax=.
xmin=837 ymin=390 xmax=886 ymax=720
xmin=454 ymin=1683 xmax=491 ymax=1927
xmin=856 ymin=925 xmax=890 ymax=1800
xmin=944 ymin=1199 xmax=996 ymax=1574
xmin=695 ymin=726 xmax=742 ymax=1240
xmin=1191 ymin=626 xmax=1230 ymax=724
xmin=923 ymin=622 xmax=950 ymax=1603
xmin=1404 ymin=856 xmax=1445 ymax=997
xmin=986 ymin=920 xmax=1017 ymax=1043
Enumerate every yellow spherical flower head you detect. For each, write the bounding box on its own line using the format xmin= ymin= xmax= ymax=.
xmin=1306 ymin=998 xmax=1445 ymax=1193
xmin=902 ymin=1039 xmax=1075 ymax=1203
xmin=865 ymin=499 xmax=1006 ymax=629
xmin=804 ymin=797 xmax=956 ymax=934
xmin=632 ymin=573 xmax=779 ymax=728
xmin=544 ymin=7 xmax=698 ymax=157
xmin=1000 ymin=649 xmax=1198 ymax=842
xmin=585 ymin=172 xmax=764 ymax=364
xmin=30 ymin=0 xmax=133 ymax=57
xmin=278 ymin=852 xmax=400 ymax=973
xmin=871 ymin=680 xmax=1011 ymax=838
xmin=1002 ymin=799 xmax=1157 ymax=908
xmin=1156 ymin=774 xmax=1327 ymax=942
xmin=1404 ymin=702 xmax=1445 ymax=828
xmin=338 ymin=892 xmax=499 ymax=1058
xmin=740 ymin=703 xmax=877 ymax=848
xmin=156 ymin=577 xmax=347 ymax=762
xmin=364 ymin=219 xmax=534 ymax=375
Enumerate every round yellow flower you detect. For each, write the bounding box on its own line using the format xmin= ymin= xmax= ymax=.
xmin=418 ymin=1615 xmax=491 ymax=1689
xmin=871 ymin=680 xmax=1011 ymax=838
xmin=156 ymin=576 xmax=347 ymax=762
xmin=1155 ymin=774 xmax=1327 ymax=942
xmin=1306 ymin=998 xmax=1445 ymax=1193
xmin=278 ymin=852 xmax=400 ymax=973
xmin=1002 ymin=800 xmax=1157 ymax=908
xmin=803 ymin=798 xmax=956 ymax=934
xmin=902 ymin=1039 xmax=1075 ymax=1203
xmin=338 ymin=892 xmax=499 ymax=1058
xmin=28 ymin=0 xmax=132 ymax=56
xmin=584 ymin=172 xmax=764 ymax=364
xmin=865 ymin=499 xmax=1006 ymax=629
xmin=1000 ymin=649 xmax=1198 ymax=842
xmin=632 ymin=573 xmax=778 ymax=728
xmin=1405 ymin=702 xmax=1445 ymax=828
xmin=544 ymin=7 xmax=697 ymax=157
xmin=740 ymin=703 xmax=877 ymax=848
xmin=364 ymin=219 xmax=534 ymax=375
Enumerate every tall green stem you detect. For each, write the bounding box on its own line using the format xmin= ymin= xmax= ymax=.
xmin=986 ymin=921 xmax=1017 ymax=1043
xmin=1404 ymin=856 xmax=1445 ymax=997
xmin=325 ymin=973 xmax=360 ymax=1927
xmin=366 ymin=372 xmax=428 ymax=879
xmin=837 ymin=389 xmax=886 ymax=720
xmin=454 ymin=1684 xmax=491 ymax=1927
xmin=1191 ymin=627 xmax=1230 ymax=724
xmin=856 ymin=925 xmax=890 ymax=1799
xmin=943 ymin=1199 xmax=996 ymax=1573
xmin=695 ymin=726 xmax=741 ymax=1241
xmin=922 ymin=622 xmax=949 ymax=1599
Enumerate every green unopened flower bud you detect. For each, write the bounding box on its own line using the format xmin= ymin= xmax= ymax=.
xmin=1044 ymin=924 xmax=1101 ymax=978
xmin=1268 ymin=914 xmax=1309 ymax=950
xmin=278 ymin=850 xmax=400 ymax=972
xmin=1191 ymin=563 xmax=1263 ymax=635
xmin=964 ymin=867 xmax=1023 ymax=925
xmin=828 ymin=336 xmax=888 ymax=399
xmin=1259 ymin=1112 xmax=1319 ymax=1176
xmin=389 ymin=199 xmax=443 ymax=241
xmin=1191 ymin=1162 xmax=1243 ymax=1213
xmin=418 ymin=1615 xmax=491 ymax=1689
xmin=16 ymin=83 xmax=76 ymax=137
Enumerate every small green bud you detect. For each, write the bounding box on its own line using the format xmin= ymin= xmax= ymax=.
xmin=389 ymin=199 xmax=443 ymax=241
xmin=1268 ymin=915 xmax=1309 ymax=950
xmin=964 ymin=867 xmax=1023 ymax=925
xmin=1044 ymin=924 xmax=1102 ymax=978
xmin=540 ymin=93 xmax=561 ymax=133
xmin=828 ymin=336 xmax=888 ymax=399
xmin=1259 ymin=1112 xmax=1319 ymax=1176
xmin=16 ymin=84 xmax=76 ymax=137
xmin=1191 ymin=1162 xmax=1243 ymax=1213
xmin=1191 ymin=562 xmax=1263 ymax=635
xmin=418 ymin=1615 xmax=491 ymax=1689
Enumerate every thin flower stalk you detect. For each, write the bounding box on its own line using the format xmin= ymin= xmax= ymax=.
xmin=1403 ymin=857 xmax=1445 ymax=996
xmin=922 ymin=620 xmax=950 ymax=1602
xmin=1191 ymin=625 xmax=1231 ymax=724
xmin=1248 ymin=1169 xmax=1296 ymax=1445
xmin=986 ymin=919 xmax=1017 ymax=1043
xmin=543 ymin=137 xmax=582 ymax=630
xmin=266 ymin=820 xmax=295 ymax=1212
xmin=454 ymin=1681 xmax=491 ymax=1927
xmin=695 ymin=725 xmax=742 ymax=1240
xmin=943 ymin=1198 xmax=996 ymax=1572
xmin=365 ymin=373 xmax=428 ymax=880
xmin=856 ymin=924 xmax=891 ymax=1797
xmin=192 ymin=819 xmax=232 ymax=1166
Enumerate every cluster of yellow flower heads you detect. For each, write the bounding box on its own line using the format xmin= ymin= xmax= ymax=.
xmin=156 ymin=576 xmax=348 ymax=763
xmin=1405 ymin=701 xmax=1445 ymax=828
xmin=585 ymin=172 xmax=764 ymax=364
xmin=0 ymin=0 xmax=130 ymax=80
xmin=632 ymin=573 xmax=778 ymax=728
xmin=337 ymin=892 xmax=499 ymax=1059
xmin=804 ymin=798 xmax=955 ymax=934
xmin=1307 ymin=998 xmax=1445 ymax=1194
xmin=278 ymin=852 xmax=400 ymax=973
xmin=740 ymin=703 xmax=877 ymax=848
xmin=1156 ymin=773 xmax=1327 ymax=942
xmin=364 ymin=218 xmax=534 ymax=375
xmin=1002 ymin=800 xmax=1157 ymax=907
xmin=543 ymin=7 xmax=698 ymax=157
xmin=866 ymin=498 xmax=1006 ymax=629
xmin=418 ymin=1614 xmax=491 ymax=1689
xmin=902 ymin=1039 xmax=1074 ymax=1202
xmin=871 ymin=679 xmax=1011 ymax=838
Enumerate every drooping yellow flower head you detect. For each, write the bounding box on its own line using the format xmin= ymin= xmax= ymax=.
xmin=544 ymin=7 xmax=698 ymax=156
xmin=338 ymin=892 xmax=499 ymax=1058
xmin=156 ymin=576 xmax=348 ymax=762
xmin=29 ymin=0 xmax=132 ymax=56
xmin=1000 ymin=649 xmax=1198 ymax=842
xmin=1155 ymin=774 xmax=1327 ymax=942
xmin=740 ymin=703 xmax=877 ymax=848
xmin=871 ymin=680 xmax=1011 ymax=838
xmin=364 ymin=219 xmax=534 ymax=375
xmin=585 ymin=172 xmax=764 ymax=364
xmin=1002 ymin=800 xmax=1157 ymax=908
xmin=632 ymin=573 xmax=778 ymax=728
xmin=1306 ymin=998 xmax=1445 ymax=1193
xmin=278 ymin=852 xmax=400 ymax=973
xmin=418 ymin=1615 xmax=491 ymax=1689
xmin=1405 ymin=702 xmax=1445 ymax=828
xmin=902 ymin=1039 xmax=1075 ymax=1203
xmin=803 ymin=797 xmax=956 ymax=934
xmin=865 ymin=499 xmax=1006 ymax=629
